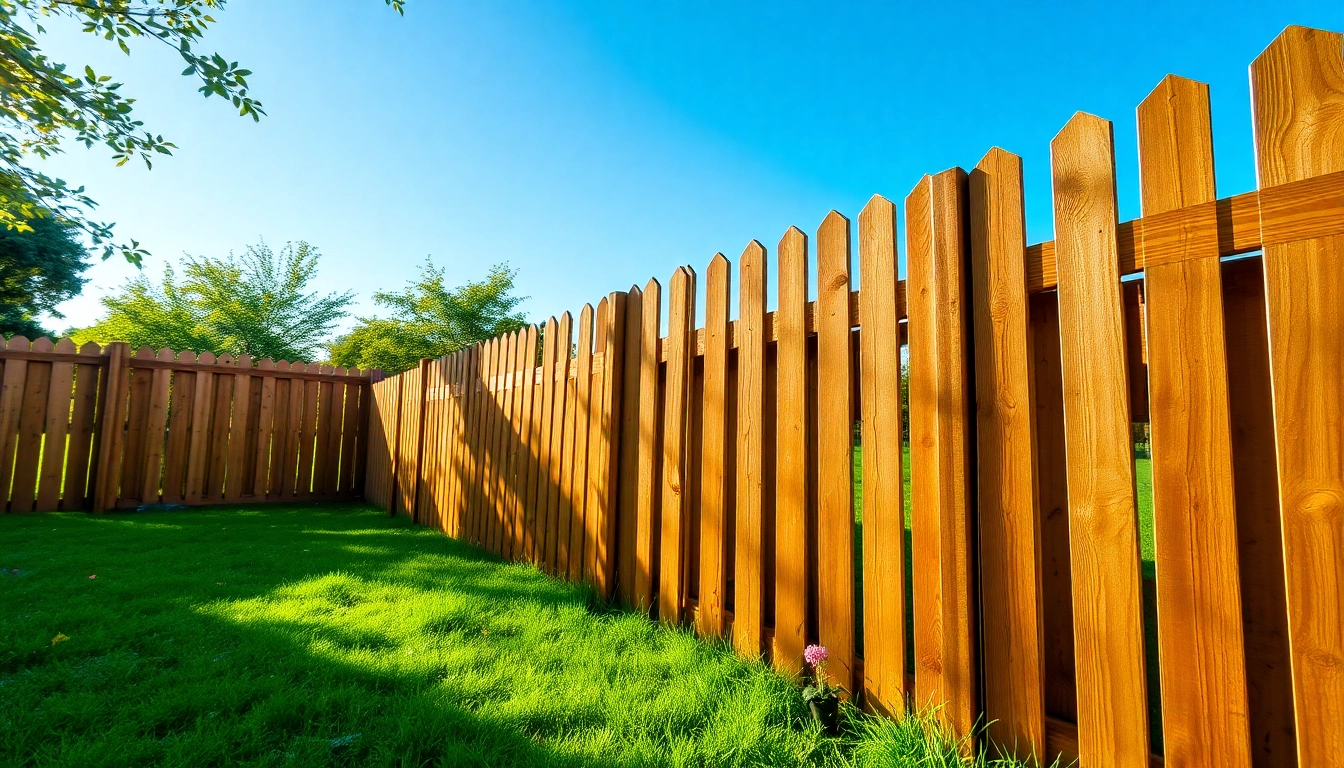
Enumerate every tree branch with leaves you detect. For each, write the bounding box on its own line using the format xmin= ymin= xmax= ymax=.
xmin=0 ymin=0 xmax=404 ymax=263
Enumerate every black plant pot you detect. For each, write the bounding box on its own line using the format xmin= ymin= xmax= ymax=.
xmin=808 ymin=697 xmax=840 ymax=735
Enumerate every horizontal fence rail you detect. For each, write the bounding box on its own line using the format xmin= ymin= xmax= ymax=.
xmin=361 ymin=25 xmax=1344 ymax=767
xmin=0 ymin=337 xmax=379 ymax=513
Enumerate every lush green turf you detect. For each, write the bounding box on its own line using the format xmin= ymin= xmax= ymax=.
xmin=2 ymin=503 xmax=1040 ymax=768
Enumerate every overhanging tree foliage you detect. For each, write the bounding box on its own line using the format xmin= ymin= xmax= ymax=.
xmin=71 ymin=240 xmax=353 ymax=360
xmin=0 ymin=213 xmax=88 ymax=337
xmin=328 ymin=262 xmax=528 ymax=374
xmin=0 ymin=0 xmax=404 ymax=263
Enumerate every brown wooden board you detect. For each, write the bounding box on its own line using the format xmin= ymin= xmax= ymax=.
xmin=545 ymin=316 xmax=573 ymax=571
xmin=63 ymin=346 xmax=103 ymax=510
xmin=11 ymin=346 xmax=52 ymax=511
xmin=659 ymin=268 xmax=695 ymax=624
xmin=634 ymin=281 xmax=663 ymax=609
xmin=1250 ymin=26 xmax=1344 ymax=762
xmin=735 ymin=243 xmax=766 ymax=658
xmin=533 ymin=326 xmax=559 ymax=566
xmin=968 ymin=150 xmax=1045 ymax=751
xmin=1137 ymin=74 xmax=1252 ymax=765
xmin=857 ymin=196 xmax=908 ymax=715
xmin=1051 ymin=113 xmax=1150 ymax=763
xmin=774 ymin=228 xmax=809 ymax=674
xmin=583 ymin=302 xmax=608 ymax=583
xmin=616 ymin=287 xmax=645 ymax=603
xmin=161 ymin=368 xmax=194 ymax=503
xmin=698 ymin=255 xmax=731 ymax=636
xmin=816 ymin=211 xmax=856 ymax=693
xmin=223 ymin=358 xmax=253 ymax=502
xmin=36 ymin=340 xmax=76 ymax=512
xmin=185 ymin=353 xmax=216 ymax=503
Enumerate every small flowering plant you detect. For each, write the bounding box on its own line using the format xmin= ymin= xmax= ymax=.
xmin=801 ymin=644 xmax=838 ymax=705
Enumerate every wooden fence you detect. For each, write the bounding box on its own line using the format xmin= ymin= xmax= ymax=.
xmin=364 ymin=26 xmax=1343 ymax=767
xmin=0 ymin=337 xmax=377 ymax=512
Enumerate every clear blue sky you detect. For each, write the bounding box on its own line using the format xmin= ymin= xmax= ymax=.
xmin=38 ymin=0 xmax=1343 ymax=336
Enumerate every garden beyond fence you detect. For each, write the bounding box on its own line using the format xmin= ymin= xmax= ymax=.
xmin=363 ymin=26 xmax=1344 ymax=767
xmin=0 ymin=339 xmax=377 ymax=512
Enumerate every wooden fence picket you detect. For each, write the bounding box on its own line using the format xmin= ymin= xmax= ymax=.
xmin=659 ymin=268 xmax=695 ymax=625
xmin=1137 ymin=74 xmax=1252 ymax=766
xmin=773 ymin=227 xmax=809 ymax=676
xmin=735 ymin=242 xmax=766 ymax=659
xmin=1051 ymin=113 xmax=1150 ymax=764
xmin=857 ymin=195 xmax=907 ymax=715
xmin=1250 ymin=25 xmax=1344 ymax=763
xmin=698 ymin=254 xmax=731 ymax=637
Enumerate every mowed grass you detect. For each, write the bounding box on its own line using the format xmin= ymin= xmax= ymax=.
xmin=1 ymin=503 xmax=1039 ymax=768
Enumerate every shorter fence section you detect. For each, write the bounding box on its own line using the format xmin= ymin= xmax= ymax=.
xmin=0 ymin=337 xmax=378 ymax=512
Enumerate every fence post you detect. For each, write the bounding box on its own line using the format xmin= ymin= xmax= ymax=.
xmin=92 ymin=341 xmax=130 ymax=513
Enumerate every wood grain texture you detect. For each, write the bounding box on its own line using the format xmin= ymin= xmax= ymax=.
xmin=634 ymin=279 xmax=663 ymax=610
xmin=698 ymin=254 xmax=731 ymax=637
xmin=1050 ymin=112 xmax=1150 ymax=764
xmin=1250 ymin=25 xmax=1344 ymax=763
xmin=856 ymin=195 xmax=907 ymax=714
xmin=968 ymin=149 xmax=1045 ymax=754
xmin=593 ymin=293 xmax=627 ymax=595
xmin=735 ymin=242 xmax=766 ymax=658
xmin=545 ymin=316 xmax=572 ymax=572
xmin=774 ymin=227 xmax=809 ymax=675
xmin=11 ymin=348 xmax=51 ymax=511
xmin=617 ymin=286 xmax=645 ymax=605
xmin=563 ymin=310 xmax=594 ymax=579
xmin=63 ymin=349 xmax=102 ymax=509
xmin=94 ymin=343 xmax=132 ymax=511
xmin=816 ymin=211 xmax=856 ymax=693
xmin=546 ymin=314 xmax=573 ymax=572
xmin=659 ymin=268 xmax=695 ymax=624
xmin=906 ymin=170 xmax=978 ymax=737
xmin=517 ymin=327 xmax=541 ymax=560
xmin=36 ymin=341 xmax=76 ymax=512
xmin=535 ymin=321 xmax=560 ymax=568
xmin=1138 ymin=74 xmax=1252 ymax=767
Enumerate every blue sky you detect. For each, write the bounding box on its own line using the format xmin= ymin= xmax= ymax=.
xmin=38 ymin=0 xmax=1343 ymax=336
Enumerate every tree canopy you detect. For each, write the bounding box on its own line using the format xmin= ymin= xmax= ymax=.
xmin=0 ymin=213 xmax=88 ymax=337
xmin=328 ymin=262 xmax=528 ymax=374
xmin=71 ymin=240 xmax=353 ymax=360
xmin=0 ymin=0 xmax=404 ymax=263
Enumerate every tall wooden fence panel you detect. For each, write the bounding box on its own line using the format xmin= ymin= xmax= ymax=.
xmin=364 ymin=25 xmax=1344 ymax=767
xmin=0 ymin=338 xmax=375 ymax=513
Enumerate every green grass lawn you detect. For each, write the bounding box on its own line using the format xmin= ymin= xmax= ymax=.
xmin=2 ymin=503 xmax=1038 ymax=768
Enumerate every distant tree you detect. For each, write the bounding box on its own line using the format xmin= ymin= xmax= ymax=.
xmin=0 ymin=214 xmax=89 ymax=337
xmin=328 ymin=262 xmax=527 ymax=374
xmin=0 ymin=0 xmax=404 ymax=264
xmin=71 ymin=240 xmax=352 ymax=360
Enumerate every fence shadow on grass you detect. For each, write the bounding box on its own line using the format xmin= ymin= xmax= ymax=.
xmin=2 ymin=504 xmax=826 ymax=767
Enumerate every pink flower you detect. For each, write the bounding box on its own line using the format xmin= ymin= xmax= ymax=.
xmin=804 ymin=644 xmax=828 ymax=667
